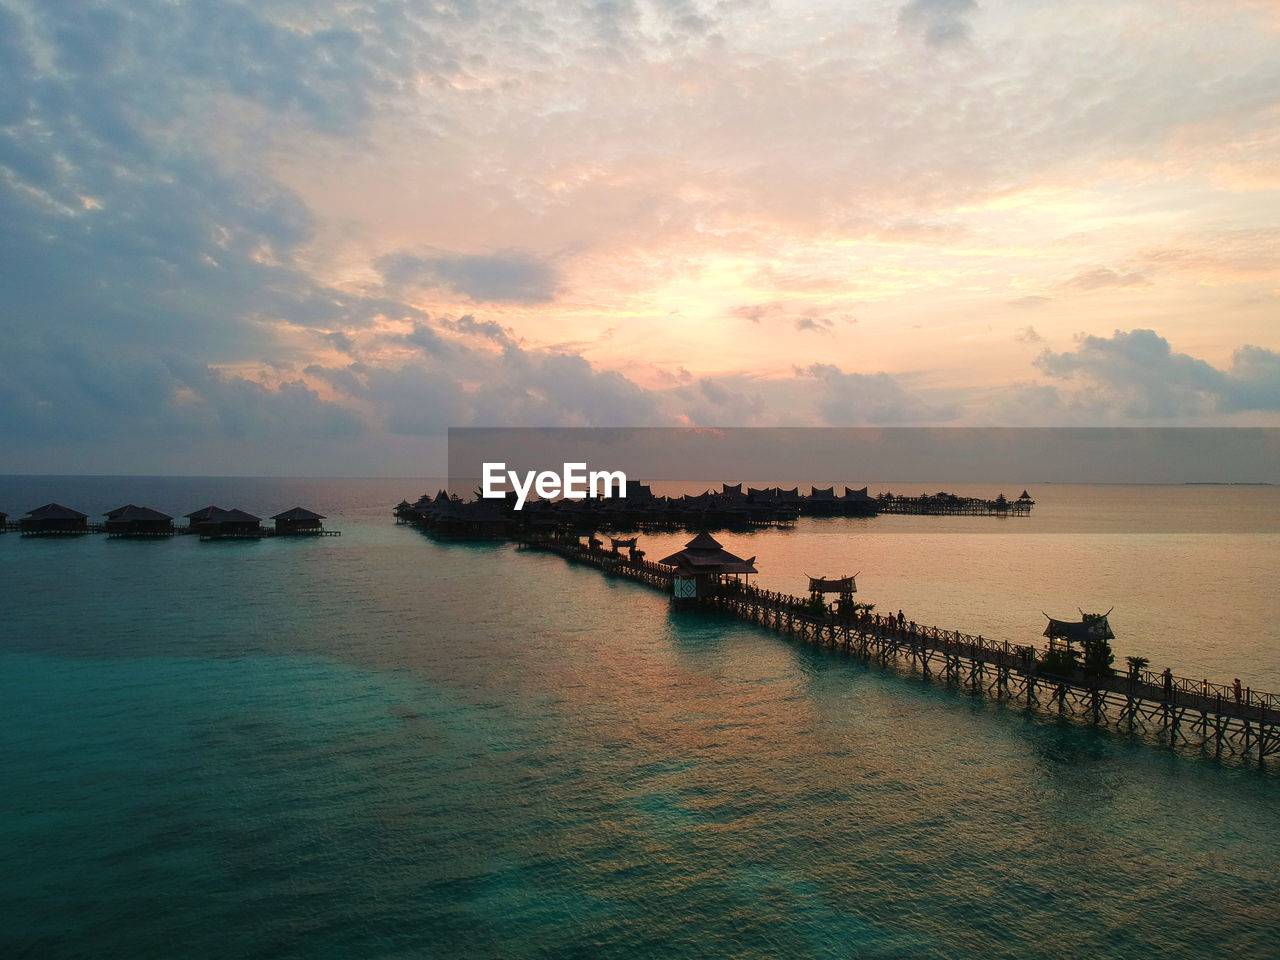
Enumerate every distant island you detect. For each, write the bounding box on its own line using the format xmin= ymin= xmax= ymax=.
xmin=1183 ymin=482 xmax=1274 ymax=486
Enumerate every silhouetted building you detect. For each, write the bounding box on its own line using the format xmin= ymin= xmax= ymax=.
xmin=658 ymin=531 xmax=757 ymax=603
xmin=271 ymin=506 xmax=325 ymax=535
xmin=21 ymin=503 xmax=88 ymax=535
xmin=185 ymin=505 xmax=262 ymax=538
xmin=105 ymin=504 xmax=174 ymax=537
xmin=1043 ymin=613 xmax=1114 ymax=645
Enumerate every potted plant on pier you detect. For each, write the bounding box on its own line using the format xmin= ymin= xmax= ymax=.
xmin=1125 ymin=655 xmax=1150 ymax=691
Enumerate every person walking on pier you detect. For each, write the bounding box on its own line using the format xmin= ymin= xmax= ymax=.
xmin=897 ymin=610 xmax=904 ymax=629
xmin=1234 ymin=678 xmax=1242 ymax=703
xmin=1163 ymin=667 xmax=1173 ymax=700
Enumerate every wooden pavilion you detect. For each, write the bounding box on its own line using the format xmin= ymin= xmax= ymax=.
xmin=808 ymin=573 xmax=860 ymax=617
xmin=1043 ymin=612 xmax=1114 ymax=646
xmin=658 ymin=531 xmax=757 ymax=604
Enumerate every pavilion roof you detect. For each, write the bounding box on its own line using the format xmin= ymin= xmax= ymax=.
xmin=1043 ymin=613 xmax=1114 ymax=643
xmin=271 ymin=506 xmax=325 ymax=521
xmin=808 ymin=574 xmax=857 ymax=594
xmin=658 ymin=531 xmax=757 ymax=574
xmin=105 ymin=504 xmax=173 ymax=522
xmin=185 ymin=505 xmax=229 ymax=521
xmin=26 ymin=502 xmax=87 ymax=520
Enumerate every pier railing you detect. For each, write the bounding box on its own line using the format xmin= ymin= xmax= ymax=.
xmin=517 ymin=537 xmax=1280 ymax=739
xmin=707 ymin=582 xmax=1280 ymax=724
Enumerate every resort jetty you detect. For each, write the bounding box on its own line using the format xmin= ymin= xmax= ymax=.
xmin=395 ymin=482 xmax=1030 ymax=538
xmin=876 ymin=488 xmax=1035 ymax=516
xmin=510 ymin=530 xmax=1279 ymax=768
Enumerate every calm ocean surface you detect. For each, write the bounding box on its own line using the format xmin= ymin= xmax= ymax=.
xmin=1 ymin=476 xmax=1278 ymax=959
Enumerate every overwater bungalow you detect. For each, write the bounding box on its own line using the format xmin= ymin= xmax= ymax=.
xmin=626 ymin=480 xmax=655 ymax=501
xmin=658 ymin=531 xmax=757 ymax=604
xmin=841 ymin=486 xmax=879 ymax=517
xmin=185 ymin=505 xmax=263 ymax=539
xmin=271 ymin=506 xmax=326 ymax=535
xmin=430 ymin=498 xmax=509 ymax=539
xmin=104 ymin=504 xmax=174 ymax=538
xmin=806 ymin=486 xmax=839 ymax=515
xmin=0 ymin=510 xmax=7 ymax=533
xmin=20 ymin=503 xmax=89 ymax=536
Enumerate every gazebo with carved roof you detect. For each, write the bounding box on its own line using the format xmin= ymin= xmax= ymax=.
xmin=657 ymin=531 xmax=757 ymax=603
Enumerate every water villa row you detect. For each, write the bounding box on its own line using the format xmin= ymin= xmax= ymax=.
xmin=395 ymin=483 xmax=1034 ymax=537
xmin=0 ymin=503 xmax=338 ymax=540
xmin=509 ymin=531 xmax=1278 ymax=768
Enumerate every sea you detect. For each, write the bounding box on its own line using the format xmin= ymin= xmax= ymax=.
xmin=1 ymin=475 xmax=1277 ymax=959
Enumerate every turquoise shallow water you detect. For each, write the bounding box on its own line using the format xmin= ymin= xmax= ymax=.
xmin=1 ymin=478 xmax=1278 ymax=958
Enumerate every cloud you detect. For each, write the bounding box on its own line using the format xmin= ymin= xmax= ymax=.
xmin=729 ymin=303 xmax=777 ymax=324
xmin=325 ymin=332 xmax=355 ymax=353
xmin=442 ymin=314 xmax=518 ymax=347
xmin=404 ymin=322 xmax=451 ymax=357
xmin=794 ymin=316 xmax=835 ymax=334
xmin=1062 ymin=266 xmax=1151 ymax=293
xmin=0 ymin=340 xmax=364 ymax=447
xmin=378 ymin=251 xmax=559 ymax=304
xmin=1015 ymin=326 xmax=1043 ymax=343
xmin=1035 ymin=329 xmax=1280 ymax=418
xmin=730 ymin=301 xmax=854 ymax=335
xmin=898 ymin=0 xmax=979 ymax=48
xmin=309 ymin=333 xmax=669 ymax=435
xmin=803 ymin=363 xmax=959 ymax=424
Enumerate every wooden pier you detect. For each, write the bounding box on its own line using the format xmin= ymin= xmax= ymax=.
xmin=198 ymin=529 xmax=341 ymax=541
xmin=875 ymin=490 xmax=1034 ymax=516
xmin=516 ymin=537 xmax=1280 ymax=768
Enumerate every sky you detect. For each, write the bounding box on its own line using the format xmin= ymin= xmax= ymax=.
xmin=2 ymin=0 xmax=1279 ymax=476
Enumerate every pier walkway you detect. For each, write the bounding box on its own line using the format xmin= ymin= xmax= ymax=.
xmin=517 ymin=537 xmax=1280 ymax=767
